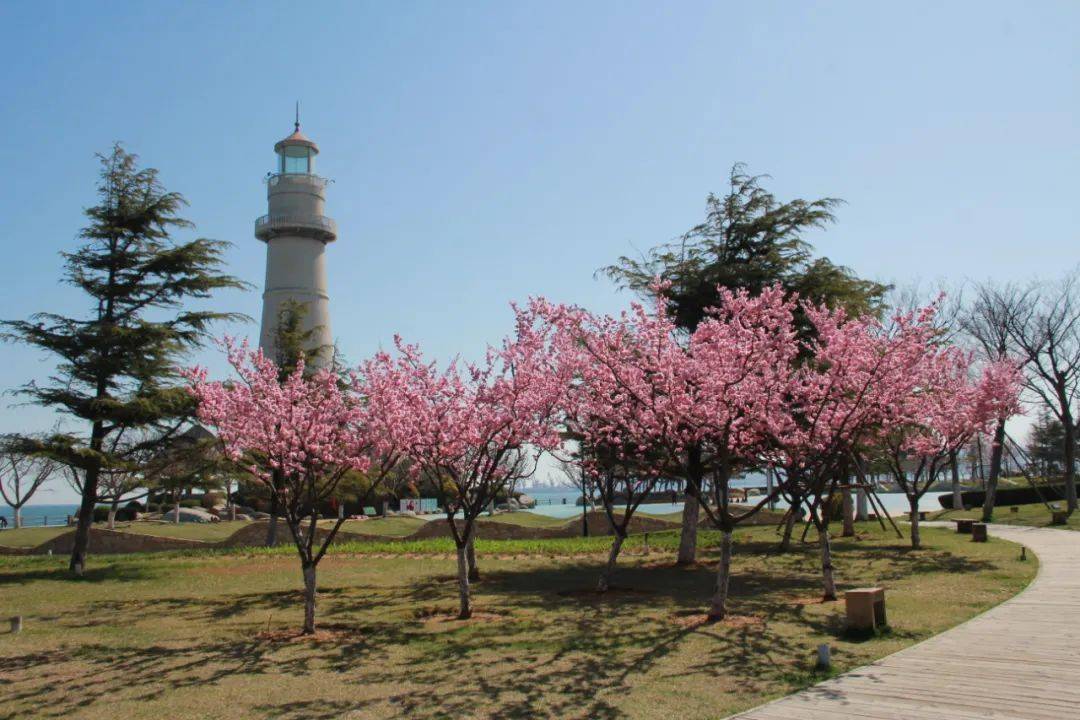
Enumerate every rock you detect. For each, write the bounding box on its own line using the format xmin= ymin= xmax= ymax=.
xmin=516 ymin=494 xmax=536 ymax=509
xmin=161 ymin=507 xmax=220 ymax=523
xmin=234 ymin=514 xmax=252 ymax=521
xmin=249 ymin=511 xmax=271 ymax=520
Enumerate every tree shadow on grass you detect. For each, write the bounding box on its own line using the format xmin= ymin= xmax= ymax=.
xmin=0 ymin=538 xmax=1002 ymax=720
xmin=71 ymin=585 xmax=383 ymax=631
xmin=0 ymin=562 xmax=162 ymax=586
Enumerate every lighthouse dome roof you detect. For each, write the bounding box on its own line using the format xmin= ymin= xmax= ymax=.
xmin=274 ymin=128 xmax=319 ymax=154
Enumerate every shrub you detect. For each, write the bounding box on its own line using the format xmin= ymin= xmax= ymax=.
xmin=93 ymin=504 xmax=139 ymax=523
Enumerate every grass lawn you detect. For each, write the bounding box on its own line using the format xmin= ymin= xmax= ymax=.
xmin=0 ymin=522 xmax=1034 ymax=720
xmin=334 ymin=516 xmax=429 ymax=537
xmin=0 ymin=525 xmax=70 ymax=548
xmin=482 ymin=511 xmax=573 ymax=528
xmin=117 ymin=521 xmax=250 ymax=542
xmin=932 ymin=502 xmax=1080 ymax=531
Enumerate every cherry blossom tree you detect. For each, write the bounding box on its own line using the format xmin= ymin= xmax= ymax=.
xmin=377 ymin=303 xmax=569 ymax=619
xmin=545 ymin=285 xmax=800 ymax=614
xmin=877 ymin=350 xmax=1022 ymax=548
xmin=187 ymin=340 xmax=399 ymax=634
xmin=547 ymin=295 xmax=688 ymax=592
xmin=769 ymin=303 xmax=942 ymax=599
xmin=680 ymin=286 xmax=800 ymax=618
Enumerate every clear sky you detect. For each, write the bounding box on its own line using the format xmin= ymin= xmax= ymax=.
xmin=1 ymin=1 xmax=1076 ymax=503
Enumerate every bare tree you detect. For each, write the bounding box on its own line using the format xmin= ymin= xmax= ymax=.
xmin=1005 ymin=271 xmax=1080 ymax=513
xmin=0 ymin=437 xmax=57 ymax=528
xmin=961 ymin=281 xmax=1029 ymax=521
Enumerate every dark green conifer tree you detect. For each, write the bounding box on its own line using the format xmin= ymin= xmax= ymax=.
xmin=1 ymin=145 xmax=247 ymax=575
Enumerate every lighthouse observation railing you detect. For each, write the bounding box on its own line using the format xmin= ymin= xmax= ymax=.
xmin=254 ymin=213 xmax=338 ymax=240
xmin=265 ymin=173 xmax=330 ymax=189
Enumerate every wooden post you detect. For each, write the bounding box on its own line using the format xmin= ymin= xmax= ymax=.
xmin=971 ymin=523 xmax=988 ymax=542
xmin=956 ymin=519 xmax=974 ymax=534
xmin=10 ymin=616 xmax=22 ymax=634
xmin=845 ymin=587 xmax=887 ymax=631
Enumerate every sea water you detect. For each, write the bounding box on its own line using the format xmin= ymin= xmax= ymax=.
xmin=0 ymin=503 xmax=80 ymax=528
xmin=523 ymin=487 xmax=947 ymax=520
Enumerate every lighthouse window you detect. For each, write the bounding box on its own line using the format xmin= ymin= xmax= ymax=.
xmin=280 ymin=146 xmax=311 ymax=174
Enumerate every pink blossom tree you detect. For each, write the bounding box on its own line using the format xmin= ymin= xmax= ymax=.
xmin=545 ymin=285 xmax=801 ymax=615
xmin=375 ymin=303 xmax=569 ymax=619
xmin=769 ymin=303 xmax=942 ymax=599
xmin=681 ymin=286 xmax=800 ymax=619
xmin=187 ymin=340 xmax=400 ymax=634
xmin=546 ymin=295 xmax=689 ymax=592
xmin=877 ymin=350 xmax=1022 ymax=548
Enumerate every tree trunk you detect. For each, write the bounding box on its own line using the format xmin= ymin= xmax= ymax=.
xmin=456 ymin=542 xmax=472 ymax=619
xmin=908 ymin=496 xmax=921 ymax=550
xmin=581 ymin=485 xmax=589 ymax=537
xmin=1062 ymin=406 xmax=1077 ymax=514
xmin=597 ymin=533 xmax=625 ymax=592
xmin=466 ymin=534 xmax=479 ymax=582
xmin=818 ymin=525 xmax=837 ymax=600
xmin=266 ymin=480 xmax=281 ymax=547
xmin=677 ymin=495 xmax=700 ymax=565
xmin=107 ymin=506 xmax=117 ymax=531
xmin=981 ymin=420 xmax=1006 ymax=522
xmin=174 ymin=498 xmax=181 ymax=524
xmin=841 ymin=484 xmax=855 ymax=537
xmin=13 ymin=506 xmax=21 ymax=529
xmin=677 ymin=446 xmax=704 ymax=565
xmin=779 ymin=501 xmax=799 ymax=552
xmin=69 ymin=464 xmax=100 ymax=576
xmin=856 ymin=487 xmax=868 ymax=521
xmin=950 ymin=451 xmax=963 ymax=512
xmin=266 ymin=491 xmax=281 ymax=547
xmin=302 ymin=563 xmax=317 ymax=635
xmin=707 ymin=530 xmax=734 ymax=621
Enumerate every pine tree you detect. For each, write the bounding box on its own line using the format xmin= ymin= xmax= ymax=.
xmin=1 ymin=145 xmax=247 ymax=575
xmin=601 ymin=164 xmax=888 ymax=333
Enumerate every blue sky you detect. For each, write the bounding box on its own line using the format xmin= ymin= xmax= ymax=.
xmin=1 ymin=1 xmax=1076 ymax=503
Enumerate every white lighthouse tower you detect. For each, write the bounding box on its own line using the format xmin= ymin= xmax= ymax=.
xmin=255 ymin=113 xmax=337 ymax=365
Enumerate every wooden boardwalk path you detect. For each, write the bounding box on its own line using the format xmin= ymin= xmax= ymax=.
xmin=728 ymin=524 xmax=1080 ymax=720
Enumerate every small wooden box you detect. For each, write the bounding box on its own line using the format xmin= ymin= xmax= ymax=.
xmin=845 ymin=587 xmax=886 ymax=631
xmin=971 ymin=523 xmax=988 ymax=542
xmin=956 ymin=519 xmax=974 ymax=534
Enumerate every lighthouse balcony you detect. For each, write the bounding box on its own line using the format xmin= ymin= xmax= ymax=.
xmin=255 ymin=213 xmax=338 ymax=242
xmin=265 ymin=173 xmax=330 ymax=190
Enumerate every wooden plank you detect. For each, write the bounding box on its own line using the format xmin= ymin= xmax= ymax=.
xmin=727 ymin=524 xmax=1080 ymax=720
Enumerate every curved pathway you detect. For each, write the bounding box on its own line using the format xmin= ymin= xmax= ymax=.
xmin=729 ymin=524 xmax=1080 ymax=720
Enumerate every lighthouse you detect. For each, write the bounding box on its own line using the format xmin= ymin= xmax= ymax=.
xmin=255 ymin=114 xmax=337 ymax=366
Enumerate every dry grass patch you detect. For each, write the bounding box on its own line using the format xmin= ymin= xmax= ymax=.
xmin=0 ymin=523 xmax=1035 ymax=720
